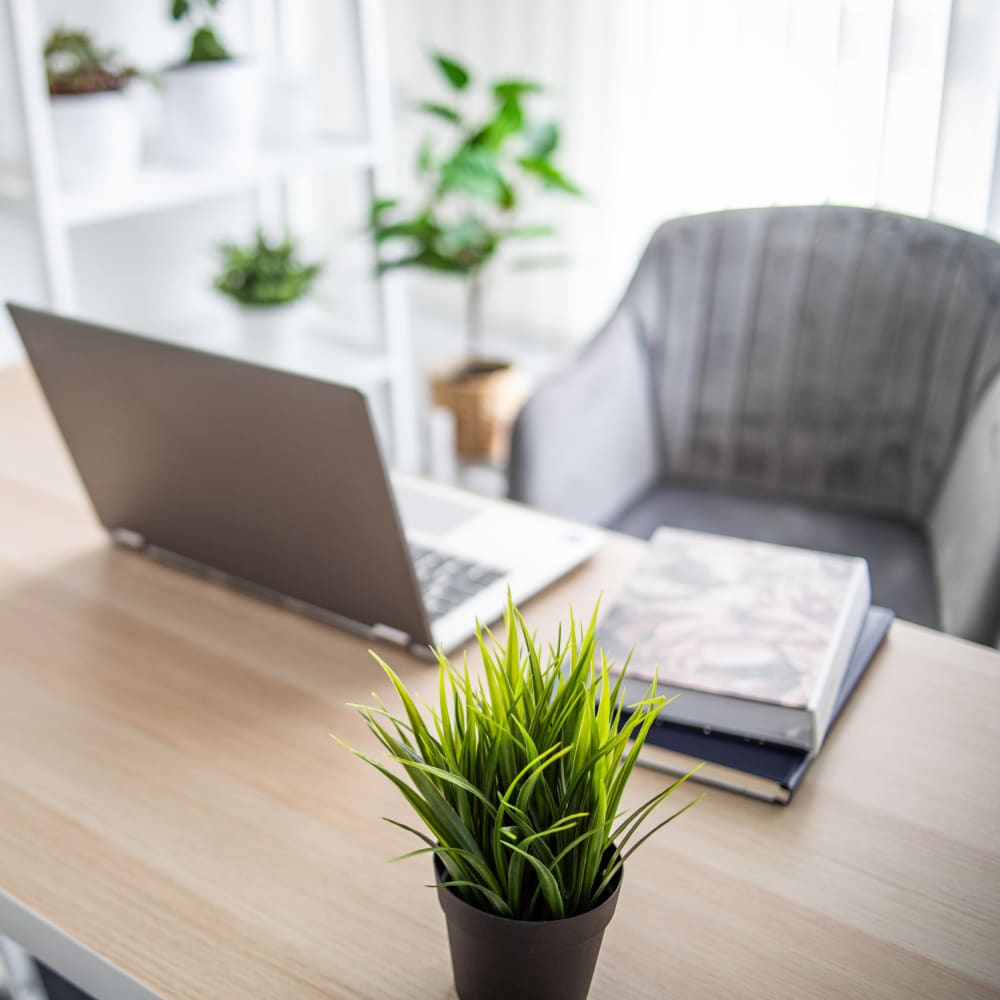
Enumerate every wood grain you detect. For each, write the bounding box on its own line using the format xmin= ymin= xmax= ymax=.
xmin=1 ymin=364 xmax=998 ymax=999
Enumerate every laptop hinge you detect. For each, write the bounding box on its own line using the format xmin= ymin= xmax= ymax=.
xmin=111 ymin=527 xmax=146 ymax=549
xmin=370 ymin=623 xmax=411 ymax=647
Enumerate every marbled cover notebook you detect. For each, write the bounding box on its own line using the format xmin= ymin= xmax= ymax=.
xmin=600 ymin=527 xmax=871 ymax=750
xmin=628 ymin=606 xmax=894 ymax=804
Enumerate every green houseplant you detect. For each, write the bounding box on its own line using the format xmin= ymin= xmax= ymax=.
xmin=160 ymin=0 xmax=257 ymax=164
xmin=339 ymin=595 xmax=699 ymax=1000
xmin=170 ymin=0 xmax=231 ymax=64
xmin=372 ymin=53 xmax=583 ymax=464
xmin=44 ymin=28 xmax=139 ymax=95
xmin=43 ymin=28 xmax=142 ymax=190
xmin=214 ymin=229 xmax=323 ymax=338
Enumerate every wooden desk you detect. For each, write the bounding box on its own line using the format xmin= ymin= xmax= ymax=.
xmin=1 ymin=364 xmax=998 ymax=1000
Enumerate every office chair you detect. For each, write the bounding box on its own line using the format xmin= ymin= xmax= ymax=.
xmin=509 ymin=206 xmax=1000 ymax=646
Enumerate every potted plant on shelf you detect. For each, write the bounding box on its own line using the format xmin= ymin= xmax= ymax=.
xmin=160 ymin=0 xmax=257 ymax=165
xmin=372 ymin=53 xmax=583 ymax=465
xmin=43 ymin=27 xmax=142 ymax=191
xmin=338 ymin=595 xmax=700 ymax=1000
xmin=214 ymin=229 xmax=323 ymax=339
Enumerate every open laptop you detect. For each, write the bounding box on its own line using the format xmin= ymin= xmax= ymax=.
xmin=7 ymin=304 xmax=603 ymax=655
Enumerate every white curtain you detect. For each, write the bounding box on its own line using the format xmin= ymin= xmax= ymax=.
xmin=384 ymin=0 xmax=1000 ymax=343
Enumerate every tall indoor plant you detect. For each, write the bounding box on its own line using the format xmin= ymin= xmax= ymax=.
xmin=160 ymin=0 xmax=257 ymax=164
xmin=44 ymin=27 xmax=142 ymax=191
xmin=338 ymin=595 xmax=699 ymax=1000
xmin=372 ymin=53 xmax=583 ymax=463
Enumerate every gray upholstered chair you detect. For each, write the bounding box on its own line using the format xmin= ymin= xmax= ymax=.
xmin=509 ymin=206 xmax=1000 ymax=647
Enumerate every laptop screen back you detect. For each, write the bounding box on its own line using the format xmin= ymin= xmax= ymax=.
xmin=8 ymin=304 xmax=434 ymax=646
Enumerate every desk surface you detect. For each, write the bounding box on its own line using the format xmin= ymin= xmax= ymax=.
xmin=1 ymin=364 xmax=999 ymax=1000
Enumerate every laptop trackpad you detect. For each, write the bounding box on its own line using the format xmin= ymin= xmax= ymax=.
xmin=395 ymin=483 xmax=481 ymax=536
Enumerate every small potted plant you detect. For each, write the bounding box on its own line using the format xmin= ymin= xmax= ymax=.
xmin=160 ymin=0 xmax=257 ymax=164
xmin=338 ymin=595 xmax=700 ymax=1000
xmin=43 ymin=27 xmax=142 ymax=191
xmin=214 ymin=229 xmax=323 ymax=339
xmin=372 ymin=53 xmax=583 ymax=465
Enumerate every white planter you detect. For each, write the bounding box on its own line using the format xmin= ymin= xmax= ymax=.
xmin=239 ymin=301 xmax=304 ymax=342
xmin=160 ymin=60 xmax=258 ymax=166
xmin=50 ymin=90 xmax=141 ymax=191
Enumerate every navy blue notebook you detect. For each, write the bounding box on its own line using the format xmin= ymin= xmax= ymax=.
xmin=625 ymin=606 xmax=894 ymax=804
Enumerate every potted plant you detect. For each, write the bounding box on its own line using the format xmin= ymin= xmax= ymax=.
xmin=372 ymin=53 xmax=583 ymax=465
xmin=43 ymin=27 xmax=142 ymax=191
xmin=338 ymin=595 xmax=700 ymax=1000
xmin=214 ymin=229 xmax=323 ymax=339
xmin=160 ymin=0 xmax=257 ymax=164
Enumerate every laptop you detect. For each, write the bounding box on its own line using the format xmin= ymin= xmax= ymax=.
xmin=7 ymin=304 xmax=603 ymax=655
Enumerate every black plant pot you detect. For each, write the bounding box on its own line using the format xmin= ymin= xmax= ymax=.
xmin=434 ymin=855 xmax=622 ymax=1000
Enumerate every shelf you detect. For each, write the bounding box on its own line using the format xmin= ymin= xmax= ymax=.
xmin=55 ymin=137 xmax=375 ymax=227
xmin=0 ymin=167 xmax=31 ymax=203
xmin=150 ymin=312 xmax=394 ymax=390
xmin=5 ymin=0 xmax=418 ymax=471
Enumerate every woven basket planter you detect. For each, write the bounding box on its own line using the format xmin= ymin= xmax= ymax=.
xmin=431 ymin=359 xmax=528 ymax=464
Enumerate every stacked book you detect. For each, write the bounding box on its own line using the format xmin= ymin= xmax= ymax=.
xmin=599 ymin=527 xmax=892 ymax=804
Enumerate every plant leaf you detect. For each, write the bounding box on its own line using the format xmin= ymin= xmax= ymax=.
xmin=506 ymin=842 xmax=565 ymax=919
xmin=493 ymin=79 xmax=543 ymax=101
xmin=439 ymin=146 xmax=514 ymax=208
xmin=436 ymin=879 xmax=512 ymax=916
xmin=370 ymin=197 xmax=398 ymax=224
xmin=517 ymin=157 xmax=583 ymax=195
xmin=526 ymin=122 xmax=559 ymax=158
xmin=471 ymin=95 xmax=523 ymax=150
xmin=417 ymin=101 xmax=462 ymax=126
xmin=416 ymin=137 xmax=435 ymax=175
xmin=433 ymin=53 xmax=470 ymax=90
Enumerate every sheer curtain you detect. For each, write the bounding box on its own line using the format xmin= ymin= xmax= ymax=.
xmin=385 ymin=0 xmax=1000 ymax=343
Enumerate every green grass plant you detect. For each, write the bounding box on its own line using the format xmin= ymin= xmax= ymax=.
xmin=338 ymin=595 xmax=700 ymax=921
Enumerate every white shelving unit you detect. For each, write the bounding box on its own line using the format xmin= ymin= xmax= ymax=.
xmin=39 ymin=139 xmax=376 ymax=227
xmin=1 ymin=0 xmax=420 ymax=471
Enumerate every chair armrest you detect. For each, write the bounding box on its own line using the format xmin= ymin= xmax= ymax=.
xmin=507 ymin=305 xmax=664 ymax=526
xmin=928 ymin=371 xmax=1000 ymax=646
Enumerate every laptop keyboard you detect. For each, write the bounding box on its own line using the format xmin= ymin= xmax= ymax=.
xmin=408 ymin=543 xmax=506 ymax=620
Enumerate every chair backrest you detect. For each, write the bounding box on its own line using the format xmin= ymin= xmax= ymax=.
xmin=623 ymin=206 xmax=1000 ymax=520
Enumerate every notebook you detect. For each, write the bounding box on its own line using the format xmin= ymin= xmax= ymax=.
xmin=620 ymin=606 xmax=893 ymax=803
xmin=8 ymin=303 xmax=603 ymax=655
xmin=600 ymin=526 xmax=871 ymax=752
